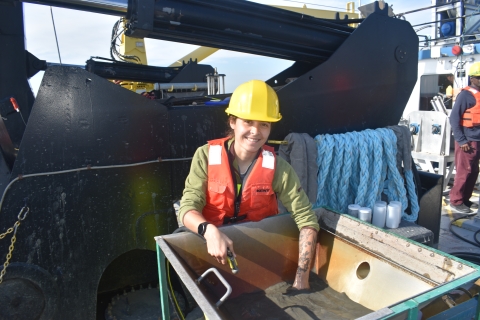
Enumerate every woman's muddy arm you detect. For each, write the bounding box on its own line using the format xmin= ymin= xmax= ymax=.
xmin=292 ymin=226 xmax=318 ymax=290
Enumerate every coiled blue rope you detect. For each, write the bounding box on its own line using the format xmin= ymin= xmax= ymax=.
xmin=354 ymin=132 xmax=370 ymax=207
xmin=365 ymin=129 xmax=383 ymax=210
xmin=331 ymin=134 xmax=345 ymax=209
xmin=404 ymin=170 xmax=419 ymax=221
xmin=375 ymin=128 xmax=389 ymax=201
xmin=346 ymin=132 xmax=359 ymax=206
xmin=383 ymin=129 xmax=408 ymax=211
xmin=338 ymin=134 xmax=354 ymax=213
xmin=315 ymin=128 xmax=419 ymax=222
xmin=315 ymin=134 xmax=334 ymax=207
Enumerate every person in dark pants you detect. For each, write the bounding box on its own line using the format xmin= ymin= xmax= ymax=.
xmin=449 ymin=63 xmax=480 ymax=213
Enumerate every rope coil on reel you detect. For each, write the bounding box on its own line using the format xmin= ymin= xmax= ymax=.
xmin=315 ymin=127 xmax=419 ymax=222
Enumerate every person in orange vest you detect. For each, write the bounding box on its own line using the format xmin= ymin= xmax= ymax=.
xmin=449 ymin=63 xmax=480 ymax=213
xmin=178 ymin=80 xmax=319 ymax=293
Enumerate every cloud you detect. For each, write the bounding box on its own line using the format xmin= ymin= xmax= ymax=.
xmin=24 ymin=5 xmax=118 ymax=65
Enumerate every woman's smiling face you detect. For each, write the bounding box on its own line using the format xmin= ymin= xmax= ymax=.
xmin=230 ymin=117 xmax=271 ymax=156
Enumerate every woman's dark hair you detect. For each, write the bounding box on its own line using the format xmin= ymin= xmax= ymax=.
xmin=225 ymin=115 xmax=274 ymax=139
xmin=225 ymin=115 xmax=237 ymax=138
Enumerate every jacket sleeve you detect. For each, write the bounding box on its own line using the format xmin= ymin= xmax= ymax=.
xmin=178 ymin=145 xmax=209 ymax=223
xmin=450 ymin=90 xmax=474 ymax=145
xmin=273 ymin=157 xmax=320 ymax=231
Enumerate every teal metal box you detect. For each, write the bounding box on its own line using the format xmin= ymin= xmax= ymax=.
xmin=155 ymin=208 xmax=480 ymax=319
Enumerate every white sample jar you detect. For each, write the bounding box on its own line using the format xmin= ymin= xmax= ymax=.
xmin=389 ymin=201 xmax=402 ymax=226
xmin=348 ymin=204 xmax=361 ymax=218
xmin=390 ymin=201 xmax=402 ymax=209
xmin=386 ymin=203 xmax=401 ymax=228
xmin=372 ymin=201 xmax=387 ymax=228
xmin=358 ymin=207 xmax=372 ymax=223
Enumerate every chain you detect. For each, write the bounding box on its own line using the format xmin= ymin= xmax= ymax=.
xmin=0 ymin=206 xmax=29 ymax=284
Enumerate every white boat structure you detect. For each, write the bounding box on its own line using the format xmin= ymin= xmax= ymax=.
xmin=398 ymin=0 xmax=480 ymax=291
xmin=404 ymin=0 xmax=480 ymax=189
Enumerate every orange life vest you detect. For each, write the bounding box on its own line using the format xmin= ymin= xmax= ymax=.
xmin=461 ymin=86 xmax=480 ymax=127
xmin=202 ymin=137 xmax=278 ymax=226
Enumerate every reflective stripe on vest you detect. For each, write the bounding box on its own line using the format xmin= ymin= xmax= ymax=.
xmin=461 ymin=86 xmax=480 ymax=127
xmin=203 ymin=137 xmax=278 ymax=226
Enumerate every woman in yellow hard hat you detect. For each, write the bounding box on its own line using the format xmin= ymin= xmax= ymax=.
xmin=178 ymin=80 xmax=319 ymax=293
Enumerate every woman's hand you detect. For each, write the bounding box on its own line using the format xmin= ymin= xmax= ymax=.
xmin=204 ymin=225 xmax=235 ymax=265
xmin=182 ymin=210 xmax=235 ymax=264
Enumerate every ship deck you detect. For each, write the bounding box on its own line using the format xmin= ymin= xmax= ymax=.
xmin=438 ymin=190 xmax=480 ymax=262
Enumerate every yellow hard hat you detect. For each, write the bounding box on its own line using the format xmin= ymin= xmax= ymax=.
xmin=225 ymin=80 xmax=282 ymax=122
xmin=469 ymin=62 xmax=480 ymax=76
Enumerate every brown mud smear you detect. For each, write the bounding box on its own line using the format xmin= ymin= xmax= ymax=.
xmin=221 ymin=274 xmax=372 ymax=319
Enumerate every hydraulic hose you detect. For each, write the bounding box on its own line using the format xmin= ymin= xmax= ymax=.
xmin=449 ymin=213 xmax=480 ymax=248
xmin=449 ymin=252 xmax=480 ymax=265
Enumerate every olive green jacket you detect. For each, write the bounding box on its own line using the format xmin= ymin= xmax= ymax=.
xmin=179 ymin=140 xmax=320 ymax=231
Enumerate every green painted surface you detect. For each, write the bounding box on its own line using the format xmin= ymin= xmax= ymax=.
xmin=157 ymin=243 xmax=170 ymax=320
xmin=130 ymin=163 xmax=176 ymax=251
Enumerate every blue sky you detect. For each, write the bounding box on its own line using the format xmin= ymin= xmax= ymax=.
xmin=24 ymin=0 xmax=432 ymax=95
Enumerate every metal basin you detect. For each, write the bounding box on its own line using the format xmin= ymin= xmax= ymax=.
xmin=155 ymin=208 xmax=480 ymax=319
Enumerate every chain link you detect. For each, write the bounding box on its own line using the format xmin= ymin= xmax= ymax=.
xmin=0 ymin=206 xmax=29 ymax=284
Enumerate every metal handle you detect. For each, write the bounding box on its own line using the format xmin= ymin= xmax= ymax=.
xmin=196 ymin=268 xmax=232 ymax=307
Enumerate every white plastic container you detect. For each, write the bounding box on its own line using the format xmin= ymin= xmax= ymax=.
xmin=358 ymin=207 xmax=372 ymax=223
xmin=390 ymin=201 xmax=402 ymax=209
xmin=348 ymin=204 xmax=361 ymax=218
xmin=386 ymin=203 xmax=401 ymax=228
xmin=372 ymin=201 xmax=387 ymax=228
